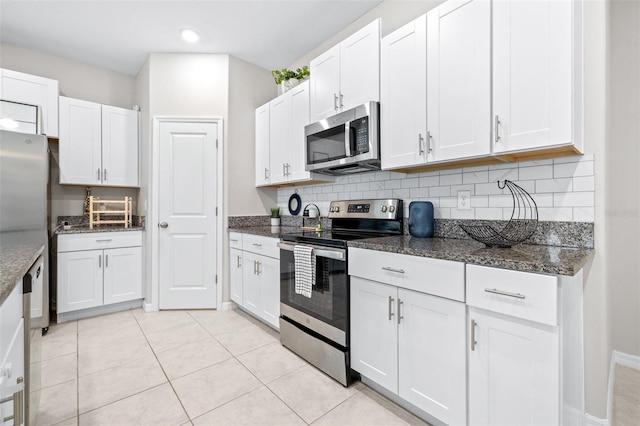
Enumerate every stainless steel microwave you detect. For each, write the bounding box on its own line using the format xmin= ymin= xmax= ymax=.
xmin=304 ymin=101 xmax=380 ymax=175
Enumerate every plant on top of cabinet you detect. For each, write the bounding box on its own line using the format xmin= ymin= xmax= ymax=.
xmin=272 ymin=66 xmax=310 ymax=93
xmin=59 ymin=96 xmax=139 ymax=187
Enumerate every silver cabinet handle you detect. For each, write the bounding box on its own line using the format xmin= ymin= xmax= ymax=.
xmin=159 ymin=222 xmax=168 ymax=228
xmin=334 ymin=93 xmax=339 ymax=111
xmin=105 ymin=254 xmax=108 ymax=268
xmin=264 ymin=168 xmax=269 ymax=180
xmin=103 ymin=169 xmax=108 ymax=181
xmin=257 ymin=261 xmax=261 ymax=275
xmin=0 ymin=386 xmax=23 ymax=424
xmin=97 ymin=168 xmax=101 ymax=181
xmin=471 ymin=319 xmax=477 ymax=351
xmin=339 ymin=92 xmax=344 ymax=108
xmin=252 ymin=243 xmax=262 ymax=247
xmin=286 ymin=163 xmax=291 ymax=175
xmin=236 ymin=255 xmax=241 ymax=268
xmin=397 ymin=299 xmax=404 ymax=325
xmin=494 ymin=115 xmax=501 ymax=143
xmin=484 ymin=288 xmax=526 ymax=299
xmin=418 ymin=133 xmax=424 ymax=155
xmin=96 ymin=239 xmax=113 ymax=242
xmin=388 ymin=296 xmax=395 ymax=321
xmin=283 ymin=163 xmax=286 ymax=176
xmin=253 ymin=260 xmax=257 ymax=275
xmin=382 ymin=266 xmax=405 ymax=274
xmin=98 ymin=254 xmax=102 ymax=268
xmin=229 ymin=239 xmax=238 ymax=242
xmin=427 ymin=131 xmax=433 ymax=153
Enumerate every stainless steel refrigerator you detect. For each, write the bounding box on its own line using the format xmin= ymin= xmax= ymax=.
xmin=1 ymin=106 xmax=50 ymax=425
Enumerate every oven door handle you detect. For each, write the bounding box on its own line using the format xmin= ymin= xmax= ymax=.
xmin=278 ymin=241 xmax=346 ymax=261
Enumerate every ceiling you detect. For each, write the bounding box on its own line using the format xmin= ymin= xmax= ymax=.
xmin=0 ymin=0 xmax=383 ymax=76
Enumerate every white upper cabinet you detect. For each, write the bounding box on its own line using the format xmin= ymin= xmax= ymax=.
xmin=256 ymin=81 xmax=332 ymax=187
xmin=310 ymin=19 xmax=380 ymax=122
xmin=492 ymin=0 xmax=582 ymax=155
xmin=255 ymin=102 xmax=271 ymax=187
xmin=101 ymin=105 xmax=139 ymax=187
xmin=59 ymin=97 xmax=102 ymax=185
xmin=0 ymin=68 xmax=59 ymax=137
xmin=59 ymin=96 xmax=139 ymax=187
xmin=427 ymin=0 xmax=491 ymax=162
xmin=381 ymin=15 xmax=428 ymax=170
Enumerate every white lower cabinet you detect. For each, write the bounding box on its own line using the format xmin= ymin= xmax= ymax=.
xmin=0 ymin=281 xmax=25 ymax=425
xmin=57 ymin=231 xmax=142 ymax=314
xmin=229 ymin=233 xmax=280 ymax=330
xmin=349 ymin=248 xmax=466 ymax=425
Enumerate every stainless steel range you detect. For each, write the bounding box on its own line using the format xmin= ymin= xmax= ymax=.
xmin=278 ymin=199 xmax=404 ymax=386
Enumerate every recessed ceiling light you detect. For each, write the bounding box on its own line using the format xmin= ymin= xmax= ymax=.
xmin=181 ymin=28 xmax=199 ymax=43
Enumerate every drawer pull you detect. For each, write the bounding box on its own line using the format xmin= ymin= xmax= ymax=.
xmin=471 ymin=319 xmax=477 ymax=351
xmin=388 ymin=296 xmax=395 ymax=321
xmin=252 ymin=243 xmax=263 ymax=247
xmin=229 ymin=239 xmax=238 ymax=242
xmin=96 ymin=239 xmax=113 ymax=243
xmin=484 ymin=288 xmax=526 ymax=299
xmin=382 ymin=266 xmax=405 ymax=274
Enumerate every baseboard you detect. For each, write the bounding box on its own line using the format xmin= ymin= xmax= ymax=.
xmin=585 ymin=413 xmax=608 ymax=426
xmin=220 ymin=301 xmax=234 ymax=311
xmin=606 ymin=350 xmax=640 ymax=424
xmin=143 ymin=302 xmax=158 ymax=313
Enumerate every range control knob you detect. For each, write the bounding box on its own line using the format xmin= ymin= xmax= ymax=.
xmin=329 ymin=206 xmax=335 ymax=213
xmin=381 ymin=205 xmax=388 ymax=212
xmin=334 ymin=206 xmax=340 ymax=213
xmin=389 ymin=206 xmax=396 ymax=213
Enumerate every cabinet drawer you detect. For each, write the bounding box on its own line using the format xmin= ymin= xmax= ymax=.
xmin=229 ymin=232 xmax=243 ymax=249
xmin=466 ymin=265 xmax=558 ymax=326
xmin=349 ymin=248 xmax=465 ymax=302
xmin=242 ymin=234 xmax=279 ymax=258
xmin=58 ymin=231 xmax=142 ymax=253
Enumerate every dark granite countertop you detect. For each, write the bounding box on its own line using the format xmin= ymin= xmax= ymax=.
xmin=228 ymin=226 xmax=301 ymax=238
xmin=0 ymin=230 xmax=46 ymax=305
xmin=56 ymin=224 xmax=144 ymax=235
xmin=348 ymin=236 xmax=594 ymax=277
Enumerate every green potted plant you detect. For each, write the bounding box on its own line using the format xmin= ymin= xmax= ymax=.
xmin=270 ymin=207 xmax=281 ymax=226
xmin=272 ymin=66 xmax=310 ymax=93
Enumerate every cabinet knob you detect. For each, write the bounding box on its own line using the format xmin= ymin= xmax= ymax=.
xmin=159 ymin=222 xmax=169 ymax=228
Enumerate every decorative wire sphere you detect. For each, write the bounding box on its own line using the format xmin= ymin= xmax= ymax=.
xmin=460 ymin=180 xmax=538 ymax=248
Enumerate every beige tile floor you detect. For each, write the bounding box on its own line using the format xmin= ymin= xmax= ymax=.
xmin=34 ymin=307 xmax=429 ymax=426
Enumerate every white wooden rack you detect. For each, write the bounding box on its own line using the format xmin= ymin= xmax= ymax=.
xmin=89 ymin=196 xmax=133 ymax=229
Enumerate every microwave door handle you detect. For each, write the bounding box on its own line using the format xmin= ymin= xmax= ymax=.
xmin=344 ymin=122 xmax=352 ymax=157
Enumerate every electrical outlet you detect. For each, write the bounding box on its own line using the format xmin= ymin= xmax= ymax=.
xmin=457 ymin=191 xmax=471 ymax=210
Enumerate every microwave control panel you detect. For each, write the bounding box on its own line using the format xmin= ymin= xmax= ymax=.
xmin=352 ymin=117 xmax=369 ymax=154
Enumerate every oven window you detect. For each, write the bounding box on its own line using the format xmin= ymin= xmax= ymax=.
xmin=280 ymin=251 xmax=348 ymax=332
xmin=307 ymin=125 xmax=347 ymax=164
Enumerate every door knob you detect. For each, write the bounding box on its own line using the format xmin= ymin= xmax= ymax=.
xmin=159 ymin=222 xmax=168 ymax=228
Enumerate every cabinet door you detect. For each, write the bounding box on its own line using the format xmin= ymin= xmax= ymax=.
xmin=269 ymin=95 xmax=290 ymax=184
xmin=340 ymin=19 xmax=381 ymax=111
xmin=350 ymin=277 xmax=398 ymax=394
xmin=287 ymin=81 xmax=312 ymax=182
xmin=492 ymin=0 xmax=575 ymax=154
xmin=241 ymin=251 xmax=260 ymax=315
xmin=57 ymin=250 xmax=103 ymax=313
xmin=58 ymin=96 xmax=102 ymax=185
xmin=427 ymin=0 xmax=491 ymax=162
xmin=103 ymin=246 xmax=142 ymax=305
xmin=257 ymin=255 xmax=280 ymax=329
xmin=255 ymin=103 xmax=271 ymax=187
xmin=398 ymin=289 xmax=466 ymax=425
xmin=309 ymin=45 xmax=341 ymax=122
xmin=468 ymin=308 xmax=559 ymax=426
xmin=229 ymin=248 xmax=243 ymax=304
xmin=381 ymin=15 xmax=428 ymax=170
xmin=0 ymin=68 xmax=59 ymax=137
xmin=0 ymin=320 xmax=25 ymax=425
xmin=101 ymin=105 xmax=139 ymax=187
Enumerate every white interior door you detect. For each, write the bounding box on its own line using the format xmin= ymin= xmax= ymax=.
xmin=158 ymin=120 xmax=217 ymax=309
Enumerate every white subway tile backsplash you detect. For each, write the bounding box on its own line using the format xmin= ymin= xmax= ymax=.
xmin=430 ymin=186 xmax=451 ymax=197
xmin=554 ymin=192 xmax=594 ymax=208
xmin=572 ymin=176 xmax=595 ymax=192
xmin=535 ymin=178 xmax=573 ymax=193
xmin=277 ymin=155 xmax=595 ymax=223
xmin=554 ymin=161 xmax=594 ymax=178
xmin=573 ymin=207 xmax=595 ymax=222
xmin=440 ymin=173 xmax=462 ymax=186
xmin=519 ymin=165 xmax=553 ymax=180
xmin=463 ymin=171 xmax=489 ymax=184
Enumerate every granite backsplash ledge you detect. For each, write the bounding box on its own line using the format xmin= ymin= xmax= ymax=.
xmin=57 ymin=215 xmax=146 ymax=228
xmin=229 ymin=215 xmax=593 ymax=249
